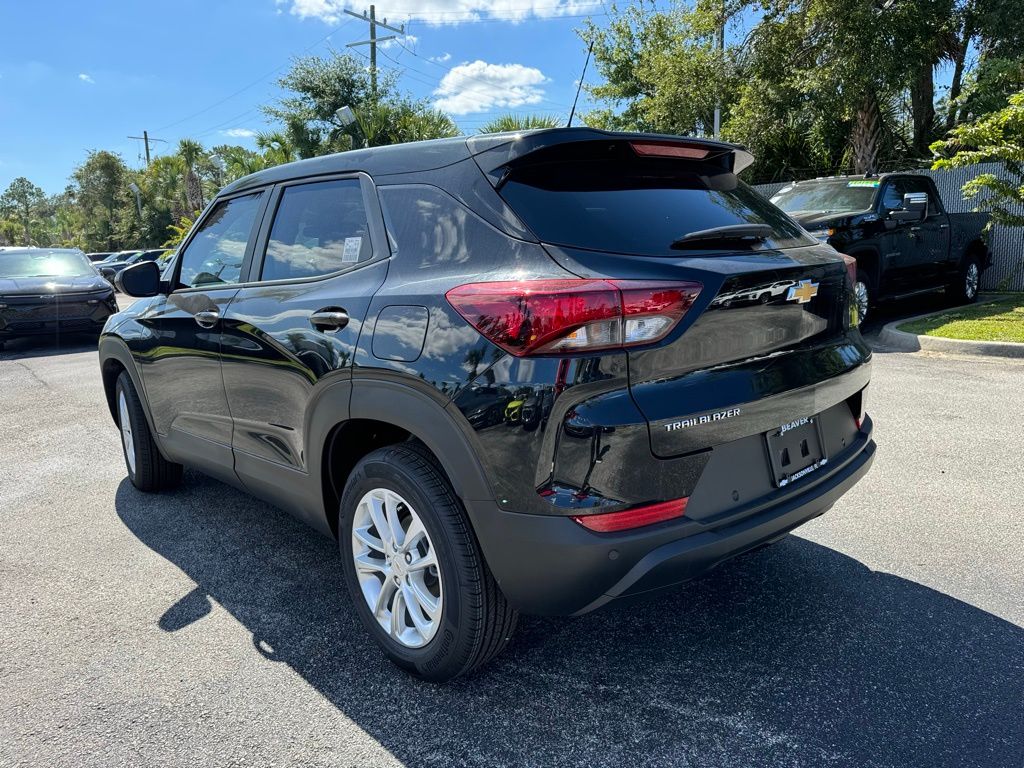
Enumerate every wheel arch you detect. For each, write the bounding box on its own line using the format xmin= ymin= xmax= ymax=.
xmin=99 ymin=337 xmax=156 ymax=435
xmin=845 ymin=247 xmax=881 ymax=289
xmin=309 ymin=377 xmax=496 ymax=539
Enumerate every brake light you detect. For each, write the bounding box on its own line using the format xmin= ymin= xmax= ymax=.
xmin=630 ymin=141 xmax=711 ymax=160
xmin=446 ymin=279 xmax=701 ymax=357
xmin=572 ymin=498 xmax=688 ymax=533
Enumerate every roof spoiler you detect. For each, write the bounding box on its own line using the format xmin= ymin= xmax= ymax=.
xmin=467 ymin=128 xmax=755 ymax=184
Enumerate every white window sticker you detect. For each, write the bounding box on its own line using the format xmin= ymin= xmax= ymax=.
xmin=342 ymin=236 xmax=362 ymax=263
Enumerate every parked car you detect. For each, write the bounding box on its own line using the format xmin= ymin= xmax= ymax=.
xmin=98 ymin=249 xmax=170 ymax=281
xmin=100 ymin=129 xmax=875 ymax=681
xmin=86 ymin=251 xmax=115 ymax=263
xmin=770 ymin=174 xmax=990 ymax=322
xmin=0 ymin=248 xmax=118 ymax=349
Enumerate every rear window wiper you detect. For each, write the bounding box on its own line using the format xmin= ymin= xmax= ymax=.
xmin=670 ymin=223 xmax=773 ymax=249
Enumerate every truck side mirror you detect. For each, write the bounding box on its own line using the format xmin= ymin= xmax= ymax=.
xmin=890 ymin=192 xmax=928 ymax=222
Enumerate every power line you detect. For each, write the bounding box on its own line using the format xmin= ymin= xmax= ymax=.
xmin=153 ymin=17 xmax=355 ymax=133
xmin=127 ymin=131 xmax=168 ymax=165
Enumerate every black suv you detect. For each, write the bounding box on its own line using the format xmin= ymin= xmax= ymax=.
xmin=100 ymin=129 xmax=875 ymax=681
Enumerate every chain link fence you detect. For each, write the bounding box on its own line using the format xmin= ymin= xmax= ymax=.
xmin=754 ymin=163 xmax=1024 ymax=291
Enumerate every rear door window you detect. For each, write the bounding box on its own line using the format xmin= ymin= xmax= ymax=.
xmin=498 ymin=151 xmax=812 ymax=256
xmin=260 ymin=179 xmax=372 ymax=282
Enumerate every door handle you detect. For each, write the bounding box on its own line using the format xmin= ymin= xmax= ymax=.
xmin=910 ymin=226 xmax=922 ymax=232
xmin=194 ymin=309 xmax=220 ymax=329
xmin=310 ymin=309 xmax=350 ymax=331
xmin=939 ymin=224 xmax=949 ymax=229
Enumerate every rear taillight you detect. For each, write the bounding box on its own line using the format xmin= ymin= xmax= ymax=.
xmin=572 ymin=498 xmax=688 ymax=533
xmin=446 ymin=279 xmax=701 ymax=357
xmin=840 ymin=253 xmax=857 ymax=289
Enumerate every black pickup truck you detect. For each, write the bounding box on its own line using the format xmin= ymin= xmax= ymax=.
xmin=770 ymin=173 xmax=990 ymax=322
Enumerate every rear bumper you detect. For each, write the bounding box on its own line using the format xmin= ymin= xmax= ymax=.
xmin=469 ymin=419 xmax=875 ymax=616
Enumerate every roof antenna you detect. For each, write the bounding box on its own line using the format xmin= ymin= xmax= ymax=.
xmin=567 ymin=40 xmax=594 ymax=128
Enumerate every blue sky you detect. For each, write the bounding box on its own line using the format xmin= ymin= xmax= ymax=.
xmin=0 ymin=1 xmax=614 ymax=194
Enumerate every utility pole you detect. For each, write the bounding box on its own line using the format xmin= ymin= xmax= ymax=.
xmin=345 ymin=5 xmax=405 ymax=98
xmin=713 ymin=5 xmax=724 ymax=139
xmin=126 ymin=131 xmax=167 ymax=166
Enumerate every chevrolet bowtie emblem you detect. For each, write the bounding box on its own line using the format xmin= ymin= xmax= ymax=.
xmin=787 ymin=280 xmax=819 ymax=304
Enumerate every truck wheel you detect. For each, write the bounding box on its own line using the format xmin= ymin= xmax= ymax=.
xmin=950 ymin=255 xmax=981 ymax=305
xmin=115 ymin=371 xmax=183 ymax=492
xmin=339 ymin=443 xmax=518 ymax=682
xmin=853 ymin=272 xmax=871 ymax=324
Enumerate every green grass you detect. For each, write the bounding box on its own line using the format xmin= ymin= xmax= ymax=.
xmin=898 ymin=295 xmax=1024 ymax=343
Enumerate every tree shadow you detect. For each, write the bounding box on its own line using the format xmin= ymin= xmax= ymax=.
xmin=115 ymin=473 xmax=1023 ymax=768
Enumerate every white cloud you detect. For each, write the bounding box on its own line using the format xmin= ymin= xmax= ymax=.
xmin=433 ymin=60 xmax=547 ymax=115
xmin=286 ymin=0 xmax=602 ymax=25
xmin=222 ymin=128 xmax=257 ymax=138
xmin=78 ymin=73 xmax=95 ymax=84
xmin=431 ymin=52 xmax=452 ymax=63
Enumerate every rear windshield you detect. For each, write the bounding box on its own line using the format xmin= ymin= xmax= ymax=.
xmin=498 ymin=154 xmax=812 ymax=256
xmin=771 ymin=180 xmax=878 ymax=215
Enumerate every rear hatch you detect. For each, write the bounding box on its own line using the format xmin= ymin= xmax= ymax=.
xmin=478 ymin=132 xmax=865 ymax=459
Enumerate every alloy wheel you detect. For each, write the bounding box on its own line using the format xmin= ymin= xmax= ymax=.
xmin=351 ymin=488 xmax=443 ymax=648
xmin=965 ymin=262 xmax=980 ymax=300
xmin=854 ymin=281 xmax=870 ymax=323
xmin=118 ymin=390 xmax=136 ymax=475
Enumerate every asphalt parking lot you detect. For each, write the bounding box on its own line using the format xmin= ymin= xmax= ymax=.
xmin=2 ymin=300 xmax=1022 ymax=768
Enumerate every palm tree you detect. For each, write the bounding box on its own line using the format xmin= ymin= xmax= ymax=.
xmin=256 ymin=131 xmax=298 ymax=166
xmin=177 ymin=139 xmax=206 ymax=214
xmin=477 ymin=114 xmax=561 ymax=134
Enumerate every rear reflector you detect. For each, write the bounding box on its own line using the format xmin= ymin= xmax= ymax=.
xmin=629 ymin=141 xmax=711 ymax=160
xmin=446 ymin=279 xmax=701 ymax=357
xmin=572 ymin=498 xmax=688 ymax=533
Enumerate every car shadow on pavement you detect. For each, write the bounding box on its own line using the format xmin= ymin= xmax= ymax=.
xmin=0 ymin=333 xmax=100 ymax=360
xmin=115 ymin=473 xmax=1023 ymax=768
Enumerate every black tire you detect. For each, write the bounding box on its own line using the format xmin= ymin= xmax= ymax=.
xmin=114 ymin=371 xmax=183 ymax=492
xmin=339 ymin=442 xmax=518 ymax=682
xmin=854 ymin=270 xmax=872 ymax=324
xmin=948 ymin=253 xmax=981 ymax=305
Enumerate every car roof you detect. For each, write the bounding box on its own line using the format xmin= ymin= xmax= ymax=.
xmin=219 ymin=128 xmax=754 ymax=197
xmin=783 ymin=172 xmax=929 ymax=186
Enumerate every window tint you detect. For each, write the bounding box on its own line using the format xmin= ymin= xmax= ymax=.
xmin=261 ymin=179 xmax=371 ymax=282
xmin=880 ymin=180 xmax=908 ymax=211
xmin=177 ymin=193 xmax=262 ymax=288
xmin=881 ymin=177 xmax=935 ymax=214
xmin=499 ymin=154 xmax=812 ymax=256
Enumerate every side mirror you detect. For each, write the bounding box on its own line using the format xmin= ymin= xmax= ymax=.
xmin=890 ymin=192 xmax=928 ymax=222
xmin=115 ymin=259 xmax=162 ymax=297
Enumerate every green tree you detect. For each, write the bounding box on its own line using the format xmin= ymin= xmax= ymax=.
xmin=70 ymin=151 xmax=131 ymax=251
xmin=177 ymin=139 xmax=207 ymax=213
xmin=478 ymin=113 xmax=562 ymax=133
xmin=264 ymin=51 xmax=460 ymax=156
xmin=255 ymin=131 xmax=298 ymax=166
xmin=0 ymin=177 xmax=46 ymax=245
xmin=932 ymin=88 xmax=1024 ymax=228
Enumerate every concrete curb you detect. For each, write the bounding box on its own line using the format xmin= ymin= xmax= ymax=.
xmin=878 ymin=300 xmax=1024 ymax=358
